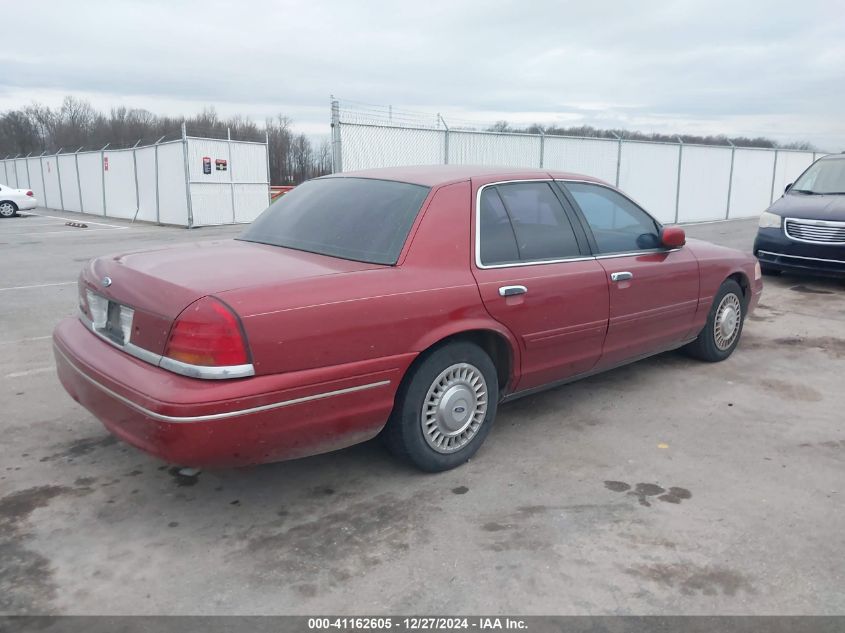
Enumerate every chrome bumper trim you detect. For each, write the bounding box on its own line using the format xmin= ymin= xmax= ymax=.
xmin=54 ymin=343 xmax=391 ymax=424
xmin=757 ymin=250 xmax=845 ymax=265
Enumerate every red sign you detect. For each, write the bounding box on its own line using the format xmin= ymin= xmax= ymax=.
xmin=103 ymin=156 xmax=109 ymax=171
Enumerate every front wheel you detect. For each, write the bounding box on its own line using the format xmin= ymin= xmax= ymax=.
xmin=684 ymin=279 xmax=745 ymax=362
xmin=383 ymin=341 xmax=498 ymax=472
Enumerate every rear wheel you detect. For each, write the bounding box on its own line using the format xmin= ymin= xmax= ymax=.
xmin=0 ymin=201 xmax=17 ymax=218
xmin=684 ymin=279 xmax=745 ymax=362
xmin=383 ymin=341 xmax=498 ymax=472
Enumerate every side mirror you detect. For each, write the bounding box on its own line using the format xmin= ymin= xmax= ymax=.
xmin=660 ymin=226 xmax=686 ymax=248
xmin=784 ymin=183 xmax=792 ymax=193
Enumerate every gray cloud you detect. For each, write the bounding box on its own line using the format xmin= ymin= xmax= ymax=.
xmin=2 ymin=0 xmax=843 ymax=148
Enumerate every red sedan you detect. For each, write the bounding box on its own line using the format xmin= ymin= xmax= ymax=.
xmin=53 ymin=166 xmax=762 ymax=472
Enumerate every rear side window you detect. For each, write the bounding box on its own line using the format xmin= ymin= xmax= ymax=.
xmin=478 ymin=187 xmax=520 ymax=265
xmin=239 ymin=178 xmax=430 ymax=265
xmin=492 ymin=182 xmax=581 ymax=262
xmin=564 ymin=182 xmax=661 ymax=253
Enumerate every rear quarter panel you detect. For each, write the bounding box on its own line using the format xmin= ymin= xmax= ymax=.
xmin=219 ymin=180 xmax=519 ymax=379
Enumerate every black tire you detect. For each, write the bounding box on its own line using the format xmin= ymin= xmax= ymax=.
xmin=0 ymin=200 xmax=18 ymax=218
xmin=684 ymin=279 xmax=745 ymax=362
xmin=760 ymin=265 xmax=781 ymax=276
xmin=383 ymin=341 xmax=499 ymax=472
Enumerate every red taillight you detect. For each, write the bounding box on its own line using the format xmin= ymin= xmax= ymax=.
xmin=26 ymin=190 xmax=34 ymax=197
xmin=164 ymin=297 xmax=249 ymax=367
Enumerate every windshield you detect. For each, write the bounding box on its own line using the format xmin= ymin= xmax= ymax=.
xmin=792 ymin=157 xmax=845 ymax=194
xmin=238 ymin=177 xmax=430 ymax=265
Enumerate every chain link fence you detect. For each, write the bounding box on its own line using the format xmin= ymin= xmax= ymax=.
xmin=331 ymin=99 xmax=825 ymax=224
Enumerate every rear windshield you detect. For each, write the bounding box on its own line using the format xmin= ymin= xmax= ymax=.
xmin=238 ymin=177 xmax=430 ymax=265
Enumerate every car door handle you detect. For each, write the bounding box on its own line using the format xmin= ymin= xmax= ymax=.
xmin=610 ymin=271 xmax=633 ymax=282
xmin=499 ymin=285 xmax=527 ymax=297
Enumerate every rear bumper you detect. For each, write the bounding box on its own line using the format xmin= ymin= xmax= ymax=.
xmin=754 ymin=228 xmax=845 ymax=277
xmin=53 ymin=317 xmax=409 ymax=467
xmin=19 ymin=197 xmax=38 ymax=210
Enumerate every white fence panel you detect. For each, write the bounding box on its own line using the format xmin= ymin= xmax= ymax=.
xmin=618 ymin=141 xmax=680 ymax=224
xmin=729 ymin=149 xmax=775 ymax=219
xmin=103 ymin=150 xmax=137 ymax=219
xmin=677 ymin=145 xmax=732 ymax=223
xmin=186 ymin=138 xmax=230 ymax=183
xmin=4 ymin=160 xmax=18 ymax=187
xmin=543 ymin=136 xmax=618 ymax=183
xmin=340 ymin=124 xmax=444 ymax=171
xmin=773 ymin=151 xmax=815 ymax=201
xmin=15 ymin=158 xmax=29 ymax=188
xmin=233 ymin=184 xmax=269 ymax=223
xmin=77 ymin=152 xmax=105 ymax=215
xmin=449 ymin=131 xmax=541 ymax=167
xmin=191 ymin=183 xmax=233 ymax=225
xmin=230 ymin=141 xmax=268 ymax=184
xmin=58 ymin=154 xmax=82 ymax=212
xmin=2 ymin=134 xmax=263 ymax=226
xmin=26 ymin=158 xmax=45 ymax=203
xmin=42 ymin=156 xmax=61 ymax=209
xmin=157 ymin=142 xmax=189 ymax=226
xmin=133 ymin=146 xmax=158 ymax=223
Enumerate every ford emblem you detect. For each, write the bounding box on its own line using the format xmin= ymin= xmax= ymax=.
xmin=102 ymin=276 xmax=112 ymax=288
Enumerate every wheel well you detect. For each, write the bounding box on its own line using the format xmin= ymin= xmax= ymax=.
xmin=415 ymin=330 xmax=513 ymax=391
xmin=0 ymin=200 xmax=19 ymax=209
xmin=727 ymin=272 xmax=750 ymax=306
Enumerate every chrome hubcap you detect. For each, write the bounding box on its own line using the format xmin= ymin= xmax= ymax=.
xmin=714 ymin=293 xmax=742 ymax=350
xmin=421 ymin=363 xmax=488 ymax=454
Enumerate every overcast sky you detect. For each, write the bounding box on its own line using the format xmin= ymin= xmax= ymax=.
xmin=3 ymin=0 xmax=844 ymax=149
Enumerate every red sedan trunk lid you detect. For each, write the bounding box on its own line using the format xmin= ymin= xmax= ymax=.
xmin=82 ymin=240 xmax=381 ymax=355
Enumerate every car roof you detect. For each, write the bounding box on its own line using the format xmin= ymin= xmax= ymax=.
xmin=325 ymin=164 xmax=607 ymax=187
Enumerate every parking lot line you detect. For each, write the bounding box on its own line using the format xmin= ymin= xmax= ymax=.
xmin=0 ymin=335 xmax=53 ymax=346
xmin=33 ymin=213 xmax=128 ymax=229
xmin=0 ymin=281 xmax=76 ymax=292
xmin=5 ymin=366 xmax=54 ymax=378
xmin=3 ymin=227 xmax=129 ymax=238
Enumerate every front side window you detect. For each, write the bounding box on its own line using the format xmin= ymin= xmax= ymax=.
xmin=563 ymin=182 xmax=661 ymax=253
xmin=478 ymin=182 xmax=581 ymax=265
xmin=239 ymin=177 xmax=430 ymax=265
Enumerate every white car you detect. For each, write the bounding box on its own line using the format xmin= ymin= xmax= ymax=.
xmin=0 ymin=183 xmax=38 ymax=217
